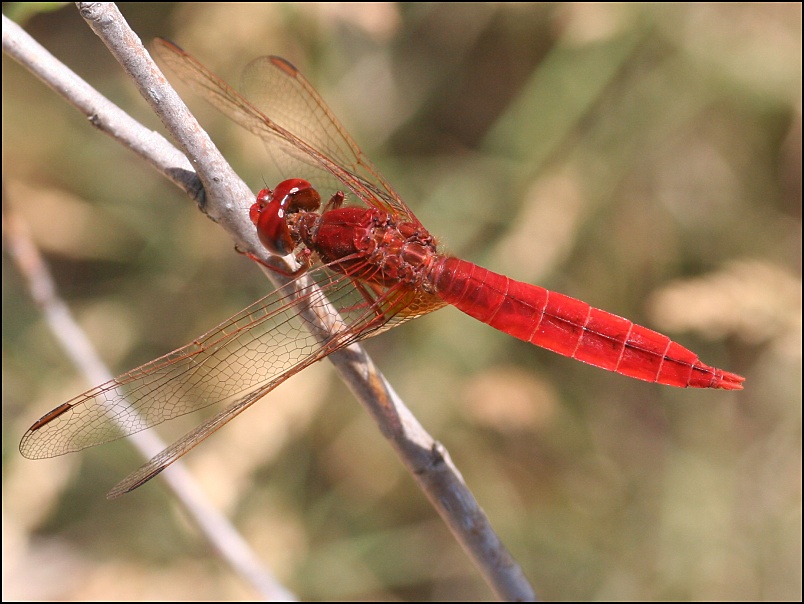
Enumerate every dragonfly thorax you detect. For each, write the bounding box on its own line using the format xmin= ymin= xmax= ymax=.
xmin=298 ymin=206 xmax=440 ymax=290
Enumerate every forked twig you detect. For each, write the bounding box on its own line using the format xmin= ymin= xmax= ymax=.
xmin=6 ymin=3 xmax=537 ymax=600
xmin=3 ymin=14 xmax=296 ymax=602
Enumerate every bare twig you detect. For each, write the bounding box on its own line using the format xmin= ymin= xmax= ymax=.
xmin=6 ymin=2 xmax=537 ymax=600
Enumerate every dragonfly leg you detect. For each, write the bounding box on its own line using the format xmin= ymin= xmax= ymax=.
xmin=323 ymin=191 xmax=346 ymax=211
xmin=237 ymin=245 xmax=311 ymax=277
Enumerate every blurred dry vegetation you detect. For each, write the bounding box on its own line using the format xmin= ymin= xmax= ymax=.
xmin=3 ymin=3 xmax=801 ymax=601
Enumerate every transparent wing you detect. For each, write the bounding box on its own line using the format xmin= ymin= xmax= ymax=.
xmin=20 ymin=42 xmax=451 ymax=494
xmin=153 ymin=39 xmax=418 ymax=223
xmin=20 ymin=265 xmax=444 ymax=462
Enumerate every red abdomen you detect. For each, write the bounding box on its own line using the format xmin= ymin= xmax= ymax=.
xmin=430 ymin=257 xmax=744 ymax=390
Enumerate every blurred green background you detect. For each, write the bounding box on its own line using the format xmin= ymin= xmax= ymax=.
xmin=3 ymin=3 xmax=800 ymax=600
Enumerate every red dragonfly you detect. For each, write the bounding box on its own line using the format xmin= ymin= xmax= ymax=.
xmin=20 ymin=39 xmax=744 ymax=498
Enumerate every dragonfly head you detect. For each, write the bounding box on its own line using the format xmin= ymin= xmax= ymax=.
xmin=250 ymin=179 xmax=321 ymax=256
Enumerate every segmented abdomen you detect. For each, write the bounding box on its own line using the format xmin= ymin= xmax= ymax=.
xmin=430 ymin=257 xmax=743 ymax=389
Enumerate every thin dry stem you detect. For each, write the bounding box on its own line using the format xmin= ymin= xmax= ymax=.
xmin=5 ymin=3 xmax=537 ymax=600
